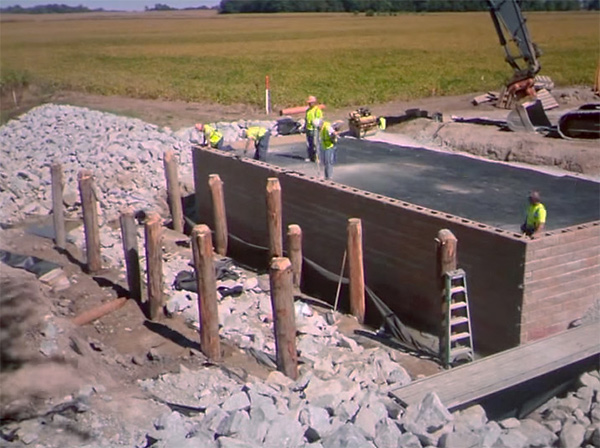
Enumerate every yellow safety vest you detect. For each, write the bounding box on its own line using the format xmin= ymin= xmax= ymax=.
xmin=246 ymin=126 xmax=267 ymax=140
xmin=320 ymin=122 xmax=336 ymax=150
xmin=204 ymin=124 xmax=223 ymax=147
xmin=305 ymin=106 xmax=323 ymax=131
xmin=526 ymin=203 xmax=547 ymax=228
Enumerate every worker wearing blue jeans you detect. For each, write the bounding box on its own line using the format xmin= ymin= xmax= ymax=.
xmin=319 ymin=121 xmax=341 ymax=180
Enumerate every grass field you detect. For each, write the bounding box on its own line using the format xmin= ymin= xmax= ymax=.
xmin=0 ymin=10 xmax=598 ymax=108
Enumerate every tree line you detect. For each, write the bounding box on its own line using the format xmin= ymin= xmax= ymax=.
xmin=0 ymin=3 xmax=100 ymax=13
xmin=218 ymin=0 xmax=598 ymax=13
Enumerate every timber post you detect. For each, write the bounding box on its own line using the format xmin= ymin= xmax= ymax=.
xmin=208 ymin=174 xmax=228 ymax=256
xmin=266 ymin=177 xmax=283 ymax=259
xmin=347 ymin=218 xmax=365 ymax=324
xmin=163 ymin=149 xmax=184 ymax=233
xmin=119 ymin=207 xmax=142 ymax=302
xmin=144 ymin=212 xmax=164 ymax=320
xmin=286 ymin=224 xmax=303 ymax=292
xmin=51 ymin=162 xmax=66 ymax=250
xmin=269 ymin=257 xmax=298 ymax=379
xmin=191 ymin=224 xmax=221 ymax=361
xmin=77 ymin=169 xmax=102 ymax=273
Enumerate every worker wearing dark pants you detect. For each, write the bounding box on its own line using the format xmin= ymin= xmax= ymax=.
xmin=521 ymin=190 xmax=547 ymax=238
xmin=242 ymin=126 xmax=271 ymax=161
xmin=304 ymin=95 xmax=323 ymax=162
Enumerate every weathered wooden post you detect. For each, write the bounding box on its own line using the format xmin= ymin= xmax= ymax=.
xmin=266 ymin=177 xmax=283 ymax=259
xmin=347 ymin=218 xmax=365 ymax=324
xmin=77 ymin=169 xmax=102 ymax=273
xmin=120 ymin=207 xmax=141 ymax=302
xmin=144 ymin=212 xmax=164 ymax=320
xmin=436 ymin=228 xmax=458 ymax=362
xmin=269 ymin=257 xmax=298 ymax=379
xmin=163 ymin=149 xmax=184 ymax=233
xmin=51 ymin=162 xmax=66 ymax=250
xmin=208 ymin=174 xmax=228 ymax=256
xmin=191 ymin=224 xmax=221 ymax=361
xmin=286 ymin=224 xmax=303 ymax=292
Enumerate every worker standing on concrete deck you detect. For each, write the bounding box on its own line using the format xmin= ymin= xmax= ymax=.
xmin=304 ymin=95 xmax=323 ymax=162
xmin=521 ymin=191 xmax=547 ymax=238
xmin=241 ymin=126 xmax=271 ymax=161
xmin=195 ymin=123 xmax=224 ymax=150
xmin=319 ymin=120 xmax=341 ymax=180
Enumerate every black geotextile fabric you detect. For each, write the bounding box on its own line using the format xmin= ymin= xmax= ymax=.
xmin=181 ymin=216 xmax=438 ymax=359
xmin=0 ymin=250 xmax=61 ymax=278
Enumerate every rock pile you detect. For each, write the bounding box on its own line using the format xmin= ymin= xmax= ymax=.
xmin=0 ymin=104 xmax=279 ymax=226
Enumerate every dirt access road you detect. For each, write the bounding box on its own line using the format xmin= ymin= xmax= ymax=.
xmin=4 ymin=84 xmax=599 ymax=176
xmin=48 ymin=86 xmax=600 ymax=177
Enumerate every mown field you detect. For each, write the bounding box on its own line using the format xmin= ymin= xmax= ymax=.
xmin=0 ymin=10 xmax=598 ymax=108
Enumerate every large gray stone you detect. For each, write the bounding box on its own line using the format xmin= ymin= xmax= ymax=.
xmin=298 ymin=405 xmax=331 ymax=441
xmin=559 ymin=419 xmax=586 ymax=448
xmin=263 ymin=415 xmax=304 ymax=448
xmin=492 ymin=429 xmax=528 ymax=448
xmin=321 ymin=423 xmax=376 ymax=448
xmin=334 ymin=400 xmax=360 ymax=422
xmin=396 ymin=432 xmax=423 ymax=448
xmin=453 ymin=405 xmax=488 ymax=432
xmin=579 ymin=372 xmax=600 ymax=392
xmin=439 ymin=430 xmax=482 ymax=448
xmin=221 ymin=391 xmax=250 ymax=412
xmin=202 ymin=408 xmax=230 ymax=433
xmin=353 ymin=406 xmax=380 ymax=440
xmin=519 ymin=418 xmax=558 ymax=447
xmin=373 ymin=418 xmax=402 ymax=448
xmin=216 ymin=410 xmax=250 ymax=437
xmin=403 ymin=391 xmax=453 ymax=433
xmin=477 ymin=421 xmax=502 ymax=448
xmin=217 ymin=437 xmax=256 ymax=448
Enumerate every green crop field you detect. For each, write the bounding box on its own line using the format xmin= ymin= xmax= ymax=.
xmin=0 ymin=10 xmax=598 ymax=108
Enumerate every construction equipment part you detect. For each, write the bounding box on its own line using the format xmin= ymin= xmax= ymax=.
xmin=348 ymin=107 xmax=379 ymax=139
xmin=557 ymin=103 xmax=600 ymax=140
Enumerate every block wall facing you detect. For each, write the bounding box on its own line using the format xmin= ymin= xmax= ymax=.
xmin=192 ymin=148 xmax=593 ymax=353
xmin=521 ymin=222 xmax=600 ymax=343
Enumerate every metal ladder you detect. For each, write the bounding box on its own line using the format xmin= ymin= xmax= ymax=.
xmin=442 ymin=269 xmax=474 ymax=368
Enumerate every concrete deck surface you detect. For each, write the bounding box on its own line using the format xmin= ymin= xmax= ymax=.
xmin=254 ymin=133 xmax=600 ymax=232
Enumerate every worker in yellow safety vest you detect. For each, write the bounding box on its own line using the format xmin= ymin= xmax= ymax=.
xmin=318 ymin=120 xmax=342 ymax=180
xmin=304 ymin=95 xmax=323 ymax=162
xmin=195 ymin=123 xmax=224 ymax=149
xmin=521 ymin=190 xmax=547 ymax=238
xmin=241 ymin=126 xmax=271 ymax=161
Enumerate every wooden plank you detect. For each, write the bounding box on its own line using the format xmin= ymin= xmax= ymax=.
xmin=390 ymin=322 xmax=600 ymax=410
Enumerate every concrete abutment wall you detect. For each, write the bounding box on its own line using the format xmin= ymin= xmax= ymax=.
xmin=192 ymin=147 xmax=599 ymax=354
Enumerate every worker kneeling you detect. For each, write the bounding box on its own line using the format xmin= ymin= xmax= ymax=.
xmin=318 ymin=120 xmax=342 ymax=180
xmin=195 ymin=123 xmax=224 ymax=150
xmin=242 ymin=126 xmax=271 ymax=162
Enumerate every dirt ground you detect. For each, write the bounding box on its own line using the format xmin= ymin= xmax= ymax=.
xmin=0 ymin=85 xmax=597 ymax=444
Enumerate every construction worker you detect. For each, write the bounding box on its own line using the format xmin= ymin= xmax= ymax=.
xmin=319 ymin=120 xmax=342 ymax=180
xmin=521 ymin=190 xmax=547 ymax=238
xmin=195 ymin=123 xmax=224 ymax=149
xmin=241 ymin=126 xmax=271 ymax=161
xmin=304 ymin=95 xmax=323 ymax=162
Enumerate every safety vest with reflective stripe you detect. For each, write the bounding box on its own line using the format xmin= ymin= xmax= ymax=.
xmin=320 ymin=121 xmax=336 ymax=150
xmin=305 ymin=106 xmax=323 ymax=131
xmin=246 ymin=126 xmax=267 ymax=140
xmin=526 ymin=202 xmax=546 ymax=228
xmin=204 ymin=124 xmax=223 ymax=147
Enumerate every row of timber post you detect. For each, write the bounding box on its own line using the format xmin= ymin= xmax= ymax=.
xmin=52 ymin=150 xmax=465 ymax=377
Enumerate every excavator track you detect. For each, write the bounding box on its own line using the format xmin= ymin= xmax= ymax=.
xmin=557 ymin=104 xmax=600 ymax=140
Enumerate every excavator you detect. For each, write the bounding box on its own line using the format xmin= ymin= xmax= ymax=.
xmin=487 ymin=0 xmax=599 ymax=139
